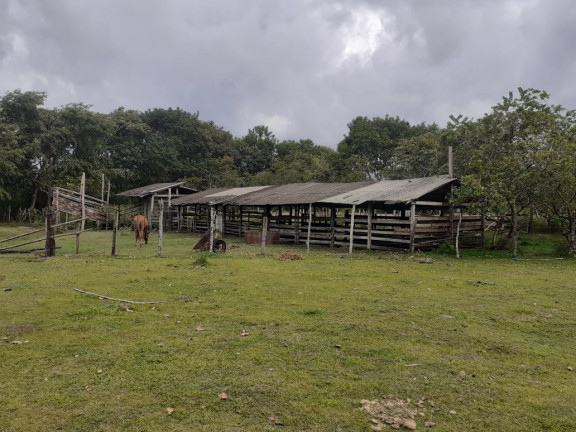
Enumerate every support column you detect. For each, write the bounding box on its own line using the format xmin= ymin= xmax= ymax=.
xmin=367 ymin=203 xmax=373 ymax=250
xmin=158 ymin=200 xmax=164 ymax=256
xmin=209 ymin=204 xmax=216 ymax=253
xmin=330 ymin=206 xmax=336 ymax=248
xmin=409 ymin=201 xmax=417 ymax=253
xmin=306 ymin=203 xmax=312 ymax=254
xmin=261 ymin=216 xmax=268 ymax=255
xmin=349 ymin=204 xmax=356 ymax=255
xmin=295 ymin=205 xmax=300 ymax=244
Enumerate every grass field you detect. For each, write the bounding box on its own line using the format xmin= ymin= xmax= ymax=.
xmin=1 ymin=225 xmax=575 ymax=431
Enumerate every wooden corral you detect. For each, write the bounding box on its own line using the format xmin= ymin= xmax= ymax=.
xmin=171 ymin=177 xmax=484 ymax=253
xmin=116 ymin=182 xmax=197 ymax=229
xmin=53 ymin=187 xmax=108 ymax=224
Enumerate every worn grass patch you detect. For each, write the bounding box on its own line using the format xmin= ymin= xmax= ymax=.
xmin=1 ymin=226 xmax=576 ymax=431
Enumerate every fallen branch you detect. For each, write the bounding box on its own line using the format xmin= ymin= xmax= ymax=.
xmin=73 ymin=288 xmax=181 ymax=304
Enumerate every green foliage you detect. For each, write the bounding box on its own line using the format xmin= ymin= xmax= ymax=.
xmin=338 ymin=115 xmax=437 ymax=180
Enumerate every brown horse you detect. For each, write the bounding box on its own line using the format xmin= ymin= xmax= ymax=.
xmin=133 ymin=215 xmax=149 ymax=247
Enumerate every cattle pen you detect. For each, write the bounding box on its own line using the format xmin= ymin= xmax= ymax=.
xmin=170 ymin=176 xmax=484 ymax=253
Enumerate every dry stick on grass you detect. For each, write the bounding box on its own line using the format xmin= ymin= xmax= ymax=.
xmin=73 ymin=288 xmax=180 ymax=304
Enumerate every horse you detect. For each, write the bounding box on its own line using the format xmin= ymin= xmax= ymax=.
xmin=133 ymin=214 xmax=149 ymax=247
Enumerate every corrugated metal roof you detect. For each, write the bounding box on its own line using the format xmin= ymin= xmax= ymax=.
xmin=320 ymin=176 xmax=457 ymax=205
xmin=117 ymin=182 xmax=196 ymax=198
xmin=171 ymin=186 xmax=271 ymax=206
xmin=171 ymin=176 xmax=457 ymax=207
xmin=227 ymin=182 xmax=373 ymax=206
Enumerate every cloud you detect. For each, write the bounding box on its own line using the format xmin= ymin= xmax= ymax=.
xmin=1 ymin=0 xmax=574 ymax=147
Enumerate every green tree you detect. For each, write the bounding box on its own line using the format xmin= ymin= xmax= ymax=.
xmin=534 ymin=109 xmax=576 ymax=256
xmin=338 ymin=116 xmax=435 ymax=180
xmin=452 ymin=88 xmax=564 ymax=257
xmin=0 ymin=90 xmax=47 ymax=209
xmin=388 ymin=129 xmax=445 ymax=179
xmin=235 ymin=125 xmax=277 ymax=176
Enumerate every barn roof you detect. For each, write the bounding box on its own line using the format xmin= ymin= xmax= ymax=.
xmin=117 ymin=182 xmax=197 ymax=198
xmin=171 ymin=176 xmax=457 ymax=207
xmin=227 ymin=182 xmax=373 ymax=206
xmin=171 ymin=186 xmax=271 ymax=206
xmin=320 ymin=176 xmax=458 ymax=205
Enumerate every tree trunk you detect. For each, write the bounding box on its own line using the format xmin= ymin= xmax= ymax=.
xmin=28 ymin=186 xmax=39 ymax=212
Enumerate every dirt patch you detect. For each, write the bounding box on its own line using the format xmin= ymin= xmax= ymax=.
xmin=277 ymin=251 xmax=303 ymax=261
xmin=361 ymin=397 xmax=430 ymax=430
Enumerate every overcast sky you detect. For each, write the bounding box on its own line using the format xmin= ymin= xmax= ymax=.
xmin=1 ymin=0 xmax=575 ymax=148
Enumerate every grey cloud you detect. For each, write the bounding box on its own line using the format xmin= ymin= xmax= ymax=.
xmin=1 ymin=0 xmax=574 ymax=147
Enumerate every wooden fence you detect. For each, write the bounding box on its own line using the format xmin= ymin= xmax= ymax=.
xmin=179 ymin=204 xmax=484 ymax=252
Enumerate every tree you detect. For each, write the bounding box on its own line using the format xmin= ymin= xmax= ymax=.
xmin=388 ymin=129 xmax=444 ymax=179
xmin=534 ymin=109 xmax=576 ymax=256
xmin=452 ymin=88 xmax=564 ymax=257
xmin=235 ymin=125 xmax=278 ymax=177
xmin=0 ymin=90 xmax=47 ymax=209
xmin=338 ymin=116 xmax=435 ymax=180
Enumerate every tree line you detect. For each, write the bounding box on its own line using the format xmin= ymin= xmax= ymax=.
xmin=1 ymin=88 xmax=575 ymax=255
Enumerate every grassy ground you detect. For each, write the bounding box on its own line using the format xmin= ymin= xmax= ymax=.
xmin=1 ymin=225 xmax=575 ymax=431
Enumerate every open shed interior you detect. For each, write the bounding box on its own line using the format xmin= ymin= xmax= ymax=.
xmin=171 ymin=176 xmax=483 ymax=252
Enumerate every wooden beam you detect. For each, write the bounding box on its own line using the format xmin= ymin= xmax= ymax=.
xmin=80 ymin=173 xmax=86 ymax=232
xmin=367 ymin=203 xmax=373 ymax=250
xmin=349 ymin=204 xmax=356 ymax=255
xmin=409 ymin=202 xmax=416 ymax=253
xmin=261 ymin=216 xmax=268 ymax=255
xmin=158 ymin=200 xmax=164 ymax=256
xmin=330 ymin=206 xmax=336 ymax=248
xmin=306 ymin=203 xmax=312 ymax=254
xmin=209 ymin=204 xmax=216 ymax=253
xmin=449 ymin=146 xmax=454 ymax=179
xmin=0 ymin=228 xmax=44 ymax=244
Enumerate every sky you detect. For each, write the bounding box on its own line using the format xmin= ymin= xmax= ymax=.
xmin=1 ymin=0 xmax=575 ymax=148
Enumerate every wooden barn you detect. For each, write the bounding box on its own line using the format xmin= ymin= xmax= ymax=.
xmin=171 ymin=176 xmax=483 ymax=252
xmin=116 ymin=182 xmax=197 ymax=228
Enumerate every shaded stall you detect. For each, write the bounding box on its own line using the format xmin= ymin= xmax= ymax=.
xmin=171 ymin=176 xmax=483 ymax=252
xmin=116 ymin=182 xmax=197 ymax=229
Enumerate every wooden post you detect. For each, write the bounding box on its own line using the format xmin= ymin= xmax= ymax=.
xmin=149 ymin=195 xmax=155 ymax=227
xmin=448 ymin=146 xmax=454 ymax=179
xmin=167 ymin=188 xmax=172 ymax=231
xmin=8 ymin=205 xmax=11 ymax=223
xmin=261 ymin=216 xmax=268 ymax=255
xmin=481 ymin=211 xmax=485 ymax=248
xmin=209 ymin=204 xmax=216 ymax=253
xmin=455 ymin=211 xmax=462 ymax=259
xmin=295 ymin=205 xmax=300 ymax=244
xmin=45 ymin=211 xmax=56 ymax=257
xmin=158 ymin=200 xmax=164 ymax=256
xmin=101 ymin=173 xmax=105 ymax=202
xmin=306 ymin=203 xmax=312 ymax=254
xmin=239 ymin=207 xmax=244 ymax=237
xmin=80 ymin=173 xmax=86 ymax=232
xmin=349 ymin=204 xmax=356 ymax=255
xmin=105 ymin=181 xmax=111 ymax=230
xmin=111 ymin=211 xmax=119 ymax=256
xmin=409 ymin=201 xmax=417 ymax=253
xmin=330 ymin=206 xmax=336 ymax=248
xmin=367 ymin=203 xmax=373 ymax=250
